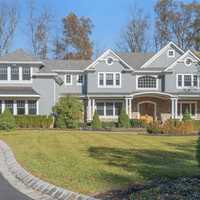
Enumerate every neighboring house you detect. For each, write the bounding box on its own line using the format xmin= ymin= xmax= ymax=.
xmin=0 ymin=41 xmax=200 ymax=122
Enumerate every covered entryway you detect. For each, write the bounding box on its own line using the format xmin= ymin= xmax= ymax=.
xmin=138 ymin=101 xmax=156 ymax=120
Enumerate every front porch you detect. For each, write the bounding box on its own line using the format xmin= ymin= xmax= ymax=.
xmin=85 ymin=92 xmax=200 ymax=122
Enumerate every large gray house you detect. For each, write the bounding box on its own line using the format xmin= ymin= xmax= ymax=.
xmin=0 ymin=41 xmax=200 ymax=122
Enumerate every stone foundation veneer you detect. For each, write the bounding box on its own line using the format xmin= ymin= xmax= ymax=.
xmin=0 ymin=140 xmax=98 ymax=200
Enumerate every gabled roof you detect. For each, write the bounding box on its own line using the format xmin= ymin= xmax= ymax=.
xmin=0 ymin=49 xmax=42 ymax=63
xmin=164 ymin=50 xmax=200 ymax=72
xmin=118 ymin=52 xmax=155 ymax=70
xmin=85 ymin=49 xmax=134 ymax=71
xmin=140 ymin=41 xmax=185 ymax=69
xmin=40 ymin=59 xmax=92 ymax=73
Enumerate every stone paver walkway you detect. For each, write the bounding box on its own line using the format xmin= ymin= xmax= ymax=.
xmin=0 ymin=140 xmax=98 ymax=200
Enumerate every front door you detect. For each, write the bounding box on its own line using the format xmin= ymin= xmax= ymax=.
xmin=139 ymin=102 xmax=156 ymax=120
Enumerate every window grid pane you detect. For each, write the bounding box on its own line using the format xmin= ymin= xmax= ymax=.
xmin=17 ymin=100 xmax=25 ymax=115
xmin=22 ymin=67 xmax=31 ymax=80
xmin=5 ymin=100 xmax=13 ymax=114
xmin=0 ymin=67 xmax=7 ymax=80
xmin=116 ymin=73 xmax=120 ymax=86
xmin=178 ymin=75 xmax=182 ymax=87
xmin=66 ymin=74 xmax=72 ymax=84
xmin=115 ymin=102 xmax=122 ymax=116
xmin=11 ymin=66 xmax=19 ymax=80
xmin=106 ymin=73 xmax=114 ymax=86
xmin=77 ymin=75 xmax=83 ymax=84
xmin=96 ymin=102 xmax=104 ymax=116
xmin=193 ymin=75 xmax=198 ymax=87
xmin=28 ymin=100 xmax=37 ymax=115
xmin=184 ymin=75 xmax=192 ymax=87
xmin=138 ymin=76 xmax=157 ymax=88
xmin=99 ymin=73 xmax=104 ymax=86
xmin=106 ymin=102 xmax=113 ymax=116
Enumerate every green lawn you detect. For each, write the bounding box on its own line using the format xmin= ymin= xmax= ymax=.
xmin=0 ymin=130 xmax=199 ymax=195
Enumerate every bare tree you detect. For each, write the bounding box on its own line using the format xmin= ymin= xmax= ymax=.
xmin=27 ymin=0 xmax=53 ymax=59
xmin=116 ymin=5 xmax=149 ymax=53
xmin=0 ymin=1 xmax=18 ymax=56
xmin=154 ymin=0 xmax=200 ymax=51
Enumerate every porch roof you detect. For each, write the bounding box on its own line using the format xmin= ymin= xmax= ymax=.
xmin=0 ymin=87 xmax=39 ymax=97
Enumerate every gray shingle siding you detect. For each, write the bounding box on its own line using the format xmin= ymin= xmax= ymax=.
xmin=0 ymin=42 xmax=199 ymax=116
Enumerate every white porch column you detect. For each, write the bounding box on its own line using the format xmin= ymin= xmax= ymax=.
xmin=13 ymin=100 xmax=17 ymax=115
xmin=128 ymin=98 xmax=132 ymax=118
xmin=87 ymin=98 xmax=92 ymax=121
xmin=171 ymin=98 xmax=175 ymax=119
xmin=25 ymin=100 xmax=28 ymax=115
xmin=174 ymin=98 xmax=178 ymax=119
xmin=92 ymin=99 xmax=95 ymax=116
xmin=171 ymin=97 xmax=178 ymax=119
xmin=2 ymin=100 xmax=5 ymax=113
xmin=125 ymin=98 xmax=129 ymax=115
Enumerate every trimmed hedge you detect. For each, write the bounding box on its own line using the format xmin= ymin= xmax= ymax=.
xmin=129 ymin=119 xmax=146 ymax=128
xmin=15 ymin=115 xmax=54 ymax=128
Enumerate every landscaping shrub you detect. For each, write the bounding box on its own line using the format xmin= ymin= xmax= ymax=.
xmin=91 ymin=111 xmax=101 ymax=129
xmin=130 ymin=119 xmax=146 ymax=128
xmin=147 ymin=119 xmax=195 ymax=134
xmin=196 ymin=134 xmax=200 ymax=167
xmin=53 ymin=96 xmax=83 ymax=128
xmin=118 ymin=107 xmax=130 ymax=128
xmin=182 ymin=110 xmax=192 ymax=121
xmin=140 ymin=114 xmax=153 ymax=124
xmin=0 ymin=108 xmax=16 ymax=131
xmin=101 ymin=121 xmax=117 ymax=128
xmin=147 ymin=121 xmax=162 ymax=134
xmin=15 ymin=115 xmax=53 ymax=128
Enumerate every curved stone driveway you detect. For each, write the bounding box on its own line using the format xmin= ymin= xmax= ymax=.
xmin=0 ymin=140 xmax=99 ymax=200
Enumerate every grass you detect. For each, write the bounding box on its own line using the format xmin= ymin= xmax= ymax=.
xmin=0 ymin=130 xmax=199 ymax=195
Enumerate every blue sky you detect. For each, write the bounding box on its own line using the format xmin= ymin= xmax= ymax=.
xmin=8 ymin=0 xmax=200 ymax=52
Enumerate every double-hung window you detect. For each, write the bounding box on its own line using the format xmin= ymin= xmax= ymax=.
xmin=5 ymin=100 xmax=13 ymax=114
xmin=96 ymin=102 xmax=104 ymax=116
xmin=98 ymin=72 xmax=121 ymax=87
xmin=106 ymin=73 xmax=114 ymax=86
xmin=11 ymin=66 xmax=19 ymax=80
xmin=184 ymin=75 xmax=192 ymax=87
xmin=28 ymin=100 xmax=37 ymax=115
xmin=65 ymin=74 xmax=72 ymax=85
xmin=0 ymin=67 xmax=7 ymax=80
xmin=17 ymin=100 xmax=25 ymax=115
xmin=22 ymin=67 xmax=31 ymax=80
xmin=177 ymin=74 xmax=199 ymax=88
xmin=77 ymin=74 xmax=84 ymax=85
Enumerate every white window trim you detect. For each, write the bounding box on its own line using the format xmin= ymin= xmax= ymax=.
xmin=97 ymin=72 xmax=121 ymax=88
xmin=177 ymin=101 xmax=197 ymax=119
xmin=65 ymin=74 xmax=73 ymax=85
xmin=167 ymin=49 xmax=175 ymax=58
xmin=184 ymin=57 xmax=193 ymax=67
xmin=106 ymin=57 xmax=114 ymax=65
xmin=96 ymin=101 xmax=123 ymax=118
xmin=76 ymin=74 xmax=84 ymax=85
xmin=176 ymin=74 xmax=199 ymax=89
xmin=136 ymin=75 xmax=158 ymax=90
xmin=0 ymin=66 xmax=32 ymax=83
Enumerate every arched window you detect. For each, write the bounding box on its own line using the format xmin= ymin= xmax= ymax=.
xmin=137 ymin=76 xmax=157 ymax=89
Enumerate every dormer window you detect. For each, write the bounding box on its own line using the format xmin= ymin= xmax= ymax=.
xmin=168 ymin=50 xmax=175 ymax=58
xmin=184 ymin=57 xmax=192 ymax=66
xmin=106 ymin=57 xmax=114 ymax=65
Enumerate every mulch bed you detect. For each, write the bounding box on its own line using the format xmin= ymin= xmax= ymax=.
xmin=94 ymin=176 xmax=200 ymax=200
